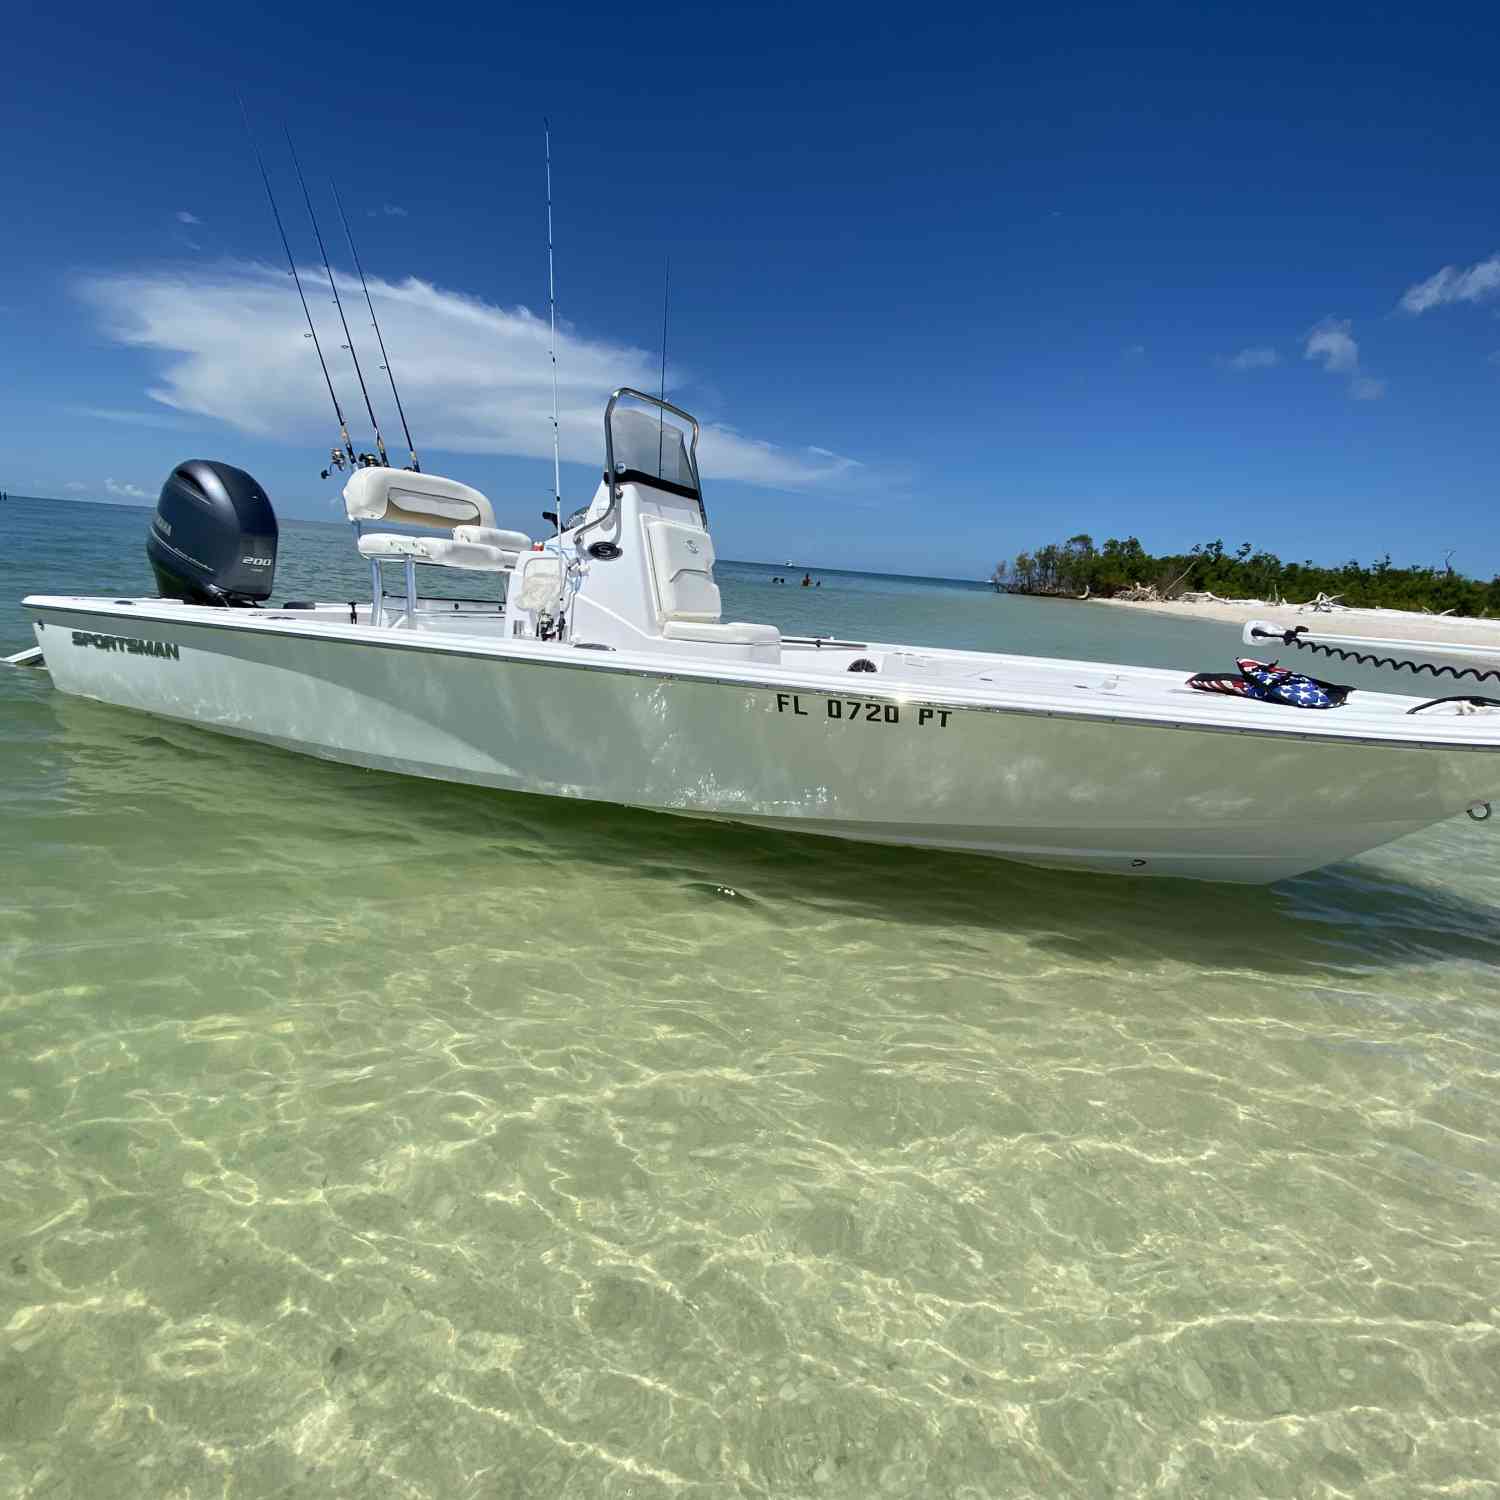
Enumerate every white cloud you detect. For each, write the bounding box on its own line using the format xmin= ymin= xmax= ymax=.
xmin=104 ymin=478 xmax=150 ymax=499
xmin=176 ymin=210 xmax=202 ymax=225
xmin=1399 ymin=253 xmax=1500 ymax=314
xmin=68 ymin=405 xmax=197 ymax=430
xmin=382 ymin=203 xmax=408 ymax=217
xmin=76 ymin=261 xmax=858 ymax=487
xmin=1303 ymin=317 xmax=1383 ymax=400
xmin=1224 ymin=346 xmax=1279 ymax=370
xmin=1303 ymin=319 xmax=1360 ymax=375
xmin=65 ymin=481 xmax=87 ymax=491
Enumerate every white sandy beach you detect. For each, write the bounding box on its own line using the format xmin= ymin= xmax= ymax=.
xmin=1090 ymin=595 xmax=1500 ymax=650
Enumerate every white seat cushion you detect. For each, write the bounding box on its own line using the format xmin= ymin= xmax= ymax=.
xmin=661 ymin=620 xmax=782 ymax=646
xmin=357 ymin=533 xmax=516 ymax=571
xmin=643 ymin=518 xmax=721 ymax=622
xmin=453 ymin=525 xmax=533 ymax=552
xmin=343 ymin=468 xmax=495 ymax=529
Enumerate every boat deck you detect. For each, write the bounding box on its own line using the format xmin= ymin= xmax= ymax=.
xmin=23 ymin=593 xmax=1500 ymax=752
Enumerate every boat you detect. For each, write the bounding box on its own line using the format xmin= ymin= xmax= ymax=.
xmin=14 ymin=388 xmax=1500 ymax=884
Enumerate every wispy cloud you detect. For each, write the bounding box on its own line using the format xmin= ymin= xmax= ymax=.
xmin=104 ymin=478 xmax=151 ymax=499
xmin=176 ymin=210 xmax=202 ymax=225
xmin=1303 ymin=317 xmax=1382 ymax=399
xmin=68 ymin=405 xmax=198 ymax=430
xmin=381 ymin=203 xmax=408 ymax=217
xmin=1399 ymin=253 xmax=1500 ymax=314
xmin=1222 ymin=346 xmax=1279 ymax=371
xmin=65 ymin=481 xmax=87 ymax=491
xmin=76 ymin=261 xmax=858 ymax=487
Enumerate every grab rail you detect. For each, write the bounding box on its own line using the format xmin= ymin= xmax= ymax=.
xmin=575 ymin=388 xmax=704 ymax=553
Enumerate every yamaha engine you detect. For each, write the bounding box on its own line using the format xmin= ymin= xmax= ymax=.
xmin=146 ymin=460 xmax=278 ymax=606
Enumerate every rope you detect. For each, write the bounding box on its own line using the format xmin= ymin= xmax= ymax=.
xmin=1249 ymin=626 xmax=1500 ymax=688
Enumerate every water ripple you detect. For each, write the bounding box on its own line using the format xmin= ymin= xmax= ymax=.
xmin=4 ymin=510 xmax=1500 ymax=1495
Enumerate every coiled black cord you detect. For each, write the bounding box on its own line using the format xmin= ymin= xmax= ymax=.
xmin=1249 ymin=626 xmax=1500 ymax=688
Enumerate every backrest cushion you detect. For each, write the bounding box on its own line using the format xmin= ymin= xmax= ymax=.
xmin=343 ymin=468 xmax=496 ymax=530
xmin=644 ymin=518 xmax=721 ymax=623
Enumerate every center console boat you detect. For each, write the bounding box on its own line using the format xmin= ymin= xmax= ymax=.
xmin=18 ymin=390 xmax=1500 ymax=883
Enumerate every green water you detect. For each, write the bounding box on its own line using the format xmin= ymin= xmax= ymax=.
xmin=3 ymin=497 xmax=1499 ymax=1498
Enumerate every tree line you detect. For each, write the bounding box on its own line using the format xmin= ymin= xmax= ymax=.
xmin=994 ymin=534 xmax=1500 ymax=617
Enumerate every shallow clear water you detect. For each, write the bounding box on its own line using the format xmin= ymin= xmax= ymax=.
xmin=3 ymin=497 xmax=1499 ymax=1497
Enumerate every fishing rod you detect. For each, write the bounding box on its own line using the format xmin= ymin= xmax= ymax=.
xmin=332 ymin=177 xmax=420 ymax=472
xmin=284 ymin=127 xmax=388 ymax=470
xmin=239 ymin=99 xmax=356 ymax=474
xmin=657 ymin=255 xmax=670 ymax=476
xmin=540 ymin=119 xmax=576 ymax=639
xmin=544 ymin=120 xmax=562 ymax=542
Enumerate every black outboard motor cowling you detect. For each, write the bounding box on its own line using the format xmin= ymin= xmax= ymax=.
xmin=147 ymin=460 xmax=278 ymax=606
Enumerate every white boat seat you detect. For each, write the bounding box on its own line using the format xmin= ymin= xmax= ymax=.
xmin=453 ymin=525 xmax=533 ymax=552
xmin=357 ymin=533 xmax=517 ymax=572
xmin=661 ymin=620 xmax=782 ymax=646
xmin=343 ymin=468 xmax=495 ymax=530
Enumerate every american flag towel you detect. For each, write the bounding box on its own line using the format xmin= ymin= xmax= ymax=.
xmin=1187 ymin=658 xmax=1351 ymax=710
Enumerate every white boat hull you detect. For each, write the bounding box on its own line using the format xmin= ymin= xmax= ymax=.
xmin=26 ymin=601 xmax=1500 ymax=884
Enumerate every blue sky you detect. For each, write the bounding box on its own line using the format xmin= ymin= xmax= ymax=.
xmin=3 ymin=0 xmax=1498 ymax=579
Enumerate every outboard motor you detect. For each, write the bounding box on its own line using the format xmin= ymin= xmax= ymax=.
xmin=146 ymin=460 xmax=278 ymax=606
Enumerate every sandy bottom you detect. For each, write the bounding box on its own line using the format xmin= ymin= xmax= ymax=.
xmin=7 ymin=505 xmax=1500 ymax=1499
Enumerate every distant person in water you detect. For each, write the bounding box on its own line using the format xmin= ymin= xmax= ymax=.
xmin=801 ymin=573 xmax=811 ymax=587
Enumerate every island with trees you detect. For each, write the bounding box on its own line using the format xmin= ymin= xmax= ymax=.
xmin=992 ymin=534 xmax=1500 ymax=617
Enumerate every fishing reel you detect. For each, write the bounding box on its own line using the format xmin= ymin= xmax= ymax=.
xmin=320 ymin=449 xmax=384 ymax=479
